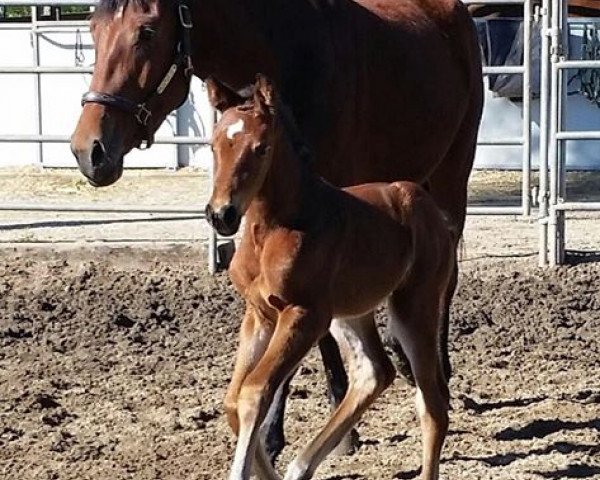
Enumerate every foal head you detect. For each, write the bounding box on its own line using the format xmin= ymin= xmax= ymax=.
xmin=70 ymin=0 xmax=192 ymax=186
xmin=206 ymin=76 xmax=278 ymax=236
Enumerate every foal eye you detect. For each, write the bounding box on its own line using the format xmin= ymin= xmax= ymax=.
xmin=253 ymin=144 xmax=268 ymax=157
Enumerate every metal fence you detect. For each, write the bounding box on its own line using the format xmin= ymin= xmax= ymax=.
xmin=465 ymin=0 xmax=534 ymax=218
xmin=545 ymin=0 xmax=600 ymax=266
xmin=0 ymin=0 xmax=598 ymax=269
xmin=0 ymin=0 xmax=220 ymax=272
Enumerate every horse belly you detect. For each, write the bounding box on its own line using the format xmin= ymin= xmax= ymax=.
xmin=330 ymin=229 xmax=409 ymax=318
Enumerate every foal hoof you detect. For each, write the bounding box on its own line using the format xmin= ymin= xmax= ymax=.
xmin=217 ymin=240 xmax=236 ymax=270
xmin=331 ymin=428 xmax=360 ymax=456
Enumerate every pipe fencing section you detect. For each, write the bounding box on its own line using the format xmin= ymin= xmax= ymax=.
xmin=0 ymin=0 xmax=220 ymax=273
xmin=545 ymin=0 xmax=600 ymax=266
xmin=1 ymin=0 xmax=597 ymax=268
xmin=465 ymin=0 xmax=534 ymax=217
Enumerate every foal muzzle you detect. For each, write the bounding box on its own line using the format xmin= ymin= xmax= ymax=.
xmin=205 ymin=203 xmax=241 ymax=237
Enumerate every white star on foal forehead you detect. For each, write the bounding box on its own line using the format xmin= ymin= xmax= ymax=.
xmin=226 ymin=119 xmax=245 ymax=140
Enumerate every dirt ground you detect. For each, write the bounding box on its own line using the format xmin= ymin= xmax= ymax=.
xmin=0 ymin=247 xmax=599 ymax=480
xmin=0 ymin=169 xmax=599 ymax=480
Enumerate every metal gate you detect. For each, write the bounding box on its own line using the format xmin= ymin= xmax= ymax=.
xmin=542 ymin=0 xmax=600 ymax=266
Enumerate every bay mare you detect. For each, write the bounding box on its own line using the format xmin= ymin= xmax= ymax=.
xmin=207 ymin=76 xmax=456 ymax=480
xmin=70 ymin=0 xmax=483 ymax=460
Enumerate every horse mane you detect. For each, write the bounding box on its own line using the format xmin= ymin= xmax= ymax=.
xmin=269 ymin=98 xmax=315 ymax=166
xmin=235 ymin=95 xmax=315 ymax=166
xmin=95 ymin=0 xmax=151 ymax=16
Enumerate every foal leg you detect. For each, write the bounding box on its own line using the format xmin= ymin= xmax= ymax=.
xmin=229 ymin=305 xmax=329 ymax=480
xmin=388 ymin=291 xmax=450 ymax=480
xmin=224 ymin=306 xmax=282 ymax=480
xmin=224 ymin=306 xmax=274 ymax=437
xmin=284 ymin=313 xmax=395 ymax=480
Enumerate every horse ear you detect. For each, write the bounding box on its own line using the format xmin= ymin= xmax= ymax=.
xmin=253 ymin=74 xmax=276 ymax=111
xmin=205 ymin=77 xmax=245 ymax=112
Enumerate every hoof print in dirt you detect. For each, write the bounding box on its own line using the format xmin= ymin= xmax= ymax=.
xmin=113 ymin=313 xmax=135 ymax=329
xmin=42 ymin=409 xmax=76 ymax=427
xmin=1 ymin=427 xmax=24 ymax=442
xmin=33 ymin=394 xmax=61 ymax=410
xmin=190 ymin=409 xmax=219 ymax=429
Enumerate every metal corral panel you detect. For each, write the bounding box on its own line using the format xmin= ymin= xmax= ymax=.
xmin=0 ymin=23 xmax=214 ymax=169
xmin=475 ymin=20 xmax=600 ymax=171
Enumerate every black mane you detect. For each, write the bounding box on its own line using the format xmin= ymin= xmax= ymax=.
xmin=276 ymin=100 xmax=315 ymax=166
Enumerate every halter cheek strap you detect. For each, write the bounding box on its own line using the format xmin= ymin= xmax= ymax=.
xmin=81 ymin=0 xmax=194 ymax=149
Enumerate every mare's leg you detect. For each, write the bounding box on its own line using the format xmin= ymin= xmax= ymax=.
xmin=263 ymin=332 xmax=352 ymax=462
xmin=387 ymin=289 xmax=450 ymax=480
xmin=261 ymin=374 xmax=291 ymax=462
xmin=318 ymin=332 xmax=360 ymax=455
xmin=229 ymin=305 xmax=329 ymax=480
xmin=284 ymin=313 xmax=395 ymax=480
xmin=427 ymin=84 xmax=482 ymax=382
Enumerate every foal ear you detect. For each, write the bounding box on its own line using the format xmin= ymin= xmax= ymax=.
xmin=253 ymin=74 xmax=276 ymax=112
xmin=205 ymin=77 xmax=245 ymax=112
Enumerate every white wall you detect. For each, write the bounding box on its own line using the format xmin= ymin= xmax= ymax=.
xmin=0 ymin=24 xmax=214 ymax=169
xmin=0 ymin=21 xmax=599 ymax=170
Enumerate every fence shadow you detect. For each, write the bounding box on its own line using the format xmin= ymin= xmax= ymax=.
xmin=565 ymin=250 xmax=600 ymax=265
xmin=495 ymin=418 xmax=600 ymax=441
xmin=534 ymin=464 xmax=600 ymax=479
xmin=0 ymin=215 xmax=202 ymax=232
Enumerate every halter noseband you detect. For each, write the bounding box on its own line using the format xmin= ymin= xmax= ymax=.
xmin=81 ymin=0 xmax=194 ymax=148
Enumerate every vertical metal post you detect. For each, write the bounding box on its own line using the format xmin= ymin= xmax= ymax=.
xmin=556 ymin=0 xmax=569 ymax=264
xmin=538 ymin=0 xmax=551 ymax=266
xmin=207 ymin=108 xmax=218 ymax=274
xmin=522 ymin=0 xmax=533 ymax=216
xmin=31 ymin=6 xmax=43 ymax=168
xmin=549 ymin=0 xmax=567 ymax=266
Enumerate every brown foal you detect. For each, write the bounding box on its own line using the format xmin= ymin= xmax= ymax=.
xmin=207 ymin=77 xmax=456 ymax=480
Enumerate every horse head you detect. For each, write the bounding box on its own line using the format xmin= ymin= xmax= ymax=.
xmin=206 ymin=76 xmax=277 ymax=236
xmin=70 ymin=0 xmax=193 ymax=186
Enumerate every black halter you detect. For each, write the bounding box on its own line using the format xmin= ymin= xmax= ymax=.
xmin=81 ymin=0 xmax=194 ymax=148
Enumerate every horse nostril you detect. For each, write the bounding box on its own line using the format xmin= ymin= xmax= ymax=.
xmin=91 ymin=140 xmax=106 ymax=168
xmin=221 ymin=204 xmax=238 ymax=227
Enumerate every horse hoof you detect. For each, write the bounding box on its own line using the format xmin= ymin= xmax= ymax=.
xmin=217 ymin=240 xmax=236 ymax=270
xmin=331 ymin=428 xmax=360 ymax=456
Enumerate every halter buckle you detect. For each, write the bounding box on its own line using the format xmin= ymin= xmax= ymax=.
xmin=178 ymin=4 xmax=193 ymax=29
xmin=135 ymin=104 xmax=152 ymax=126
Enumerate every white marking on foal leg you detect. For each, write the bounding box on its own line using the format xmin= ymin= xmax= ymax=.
xmin=227 ymin=118 xmax=245 ymax=140
xmin=285 ymin=315 xmax=393 ymax=480
xmin=229 ymin=423 xmax=255 ymax=480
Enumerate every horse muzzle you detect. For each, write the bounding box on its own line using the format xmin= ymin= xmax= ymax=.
xmin=70 ymin=137 xmax=124 ymax=187
xmin=205 ymin=203 xmax=241 ymax=237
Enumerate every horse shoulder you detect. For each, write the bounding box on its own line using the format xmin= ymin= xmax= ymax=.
xmin=259 ymin=227 xmax=338 ymax=309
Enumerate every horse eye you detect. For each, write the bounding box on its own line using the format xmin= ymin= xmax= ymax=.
xmin=138 ymin=26 xmax=156 ymax=42
xmin=253 ymin=144 xmax=268 ymax=157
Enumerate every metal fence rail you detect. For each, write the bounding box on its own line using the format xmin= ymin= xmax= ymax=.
xmin=1 ymin=0 xmax=598 ymax=269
